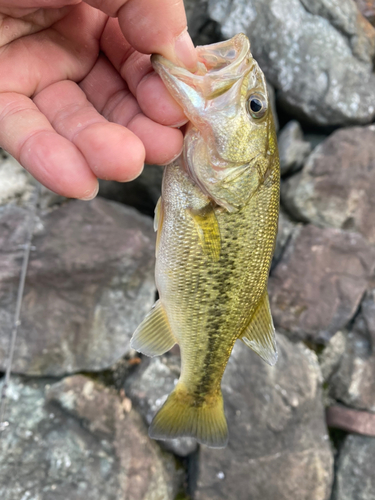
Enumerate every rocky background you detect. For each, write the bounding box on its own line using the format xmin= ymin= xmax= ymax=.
xmin=1 ymin=0 xmax=375 ymax=498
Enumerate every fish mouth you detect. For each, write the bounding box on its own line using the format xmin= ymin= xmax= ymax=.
xmin=152 ymin=33 xmax=252 ymax=100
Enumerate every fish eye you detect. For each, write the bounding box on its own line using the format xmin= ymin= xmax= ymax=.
xmin=247 ymin=94 xmax=267 ymax=119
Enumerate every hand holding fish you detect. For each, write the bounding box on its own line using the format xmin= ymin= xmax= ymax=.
xmin=0 ymin=0 xmax=197 ymax=199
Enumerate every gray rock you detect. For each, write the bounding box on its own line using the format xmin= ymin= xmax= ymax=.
xmin=208 ymin=0 xmax=375 ymax=125
xmin=281 ymin=126 xmax=375 ymax=244
xmin=268 ymin=225 xmax=375 ymax=344
xmin=194 ymin=335 xmax=333 ymax=500
xmin=124 ymin=354 xmax=198 ymax=457
xmin=0 ymin=198 xmax=156 ymax=375
xmin=0 ymin=375 xmax=182 ymax=500
xmin=278 ymin=121 xmax=311 ymax=176
xmin=329 ymin=289 xmax=375 ymax=412
xmin=98 ymin=163 xmax=163 ymax=217
xmin=333 ymin=434 xmax=375 ymax=500
xmin=0 ymin=150 xmax=66 ymax=208
xmin=319 ymin=330 xmax=347 ymax=382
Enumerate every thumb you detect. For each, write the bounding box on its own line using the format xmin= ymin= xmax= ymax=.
xmin=84 ymin=0 xmax=197 ymax=70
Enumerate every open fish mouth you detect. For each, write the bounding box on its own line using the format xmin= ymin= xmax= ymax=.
xmin=151 ymin=33 xmax=252 ymax=101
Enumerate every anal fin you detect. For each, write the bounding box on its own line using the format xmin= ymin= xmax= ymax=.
xmin=130 ymin=300 xmax=176 ymax=357
xmin=240 ymin=289 xmax=278 ymax=366
xmin=187 ymin=203 xmax=221 ymax=262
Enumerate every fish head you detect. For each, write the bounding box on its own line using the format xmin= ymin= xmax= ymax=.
xmin=152 ymin=33 xmax=279 ymax=211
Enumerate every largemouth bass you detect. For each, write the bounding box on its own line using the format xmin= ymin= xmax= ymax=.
xmin=131 ymin=34 xmax=280 ymax=448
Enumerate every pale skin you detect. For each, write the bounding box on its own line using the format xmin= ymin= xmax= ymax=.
xmin=0 ymin=0 xmax=198 ymax=199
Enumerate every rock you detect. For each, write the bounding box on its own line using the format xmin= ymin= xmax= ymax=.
xmin=124 ymin=354 xmax=198 ymax=457
xmin=98 ymin=164 xmax=163 ymax=218
xmin=319 ymin=330 xmax=347 ymax=381
xmin=0 ymin=375 xmax=182 ymax=500
xmin=268 ymin=225 xmax=375 ymax=344
xmin=208 ymin=0 xmax=375 ymax=126
xmin=0 ymin=149 xmax=66 ymax=208
xmin=354 ymin=0 xmax=375 ymax=25
xmin=329 ymin=289 xmax=375 ymax=412
xmin=194 ymin=335 xmax=333 ymax=500
xmin=273 ymin=208 xmax=297 ymax=266
xmin=333 ymin=434 xmax=375 ymax=500
xmin=278 ymin=121 xmax=311 ymax=176
xmin=327 ymin=405 xmax=375 ymax=437
xmin=0 ymin=198 xmax=156 ymax=376
xmin=281 ymin=126 xmax=375 ymax=244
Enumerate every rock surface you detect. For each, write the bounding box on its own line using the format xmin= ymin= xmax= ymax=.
xmin=124 ymin=354 xmax=198 ymax=457
xmin=268 ymin=225 xmax=375 ymax=343
xmin=333 ymin=434 xmax=375 ymax=500
xmin=329 ymin=289 xmax=375 ymax=411
xmin=354 ymin=0 xmax=375 ymax=25
xmin=278 ymin=121 xmax=311 ymax=176
xmin=0 ymin=198 xmax=156 ymax=375
xmin=282 ymin=126 xmax=375 ymax=244
xmin=0 ymin=375 xmax=182 ymax=500
xmin=327 ymin=405 xmax=375 ymax=437
xmin=208 ymin=0 xmax=375 ymax=125
xmin=273 ymin=209 xmax=297 ymax=266
xmin=194 ymin=335 xmax=333 ymax=500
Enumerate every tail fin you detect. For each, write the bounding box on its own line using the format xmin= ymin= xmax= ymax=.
xmin=149 ymin=383 xmax=228 ymax=448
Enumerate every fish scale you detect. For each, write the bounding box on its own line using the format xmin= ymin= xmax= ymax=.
xmin=131 ymin=33 xmax=280 ymax=447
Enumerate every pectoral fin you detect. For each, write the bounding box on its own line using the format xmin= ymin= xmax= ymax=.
xmin=241 ymin=290 xmax=278 ymax=366
xmin=188 ymin=203 xmax=221 ymax=261
xmin=130 ymin=300 xmax=176 ymax=357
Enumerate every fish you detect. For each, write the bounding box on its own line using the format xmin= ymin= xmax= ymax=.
xmin=130 ymin=33 xmax=280 ymax=448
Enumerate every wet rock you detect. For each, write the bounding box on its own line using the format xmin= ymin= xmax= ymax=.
xmin=333 ymin=434 xmax=375 ymax=500
xmin=278 ymin=121 xmax=311 ymax=176
xmin=99 ymin=164 xmax=163 ymax=217
xmin=281 ymin=126 xmax=375 ymax=244
xmin=0 ymin=375 xmax=182 ymax=500
xmin=273 ymin=209 xmax=297 ymax=265
xmin=327 ymin=405 xmax=375 ymax=437
xmin=268 ymin=225 xmax=375 ymax=344
xmin=208 ymin=0 xmax=375 ymax=125
xmin=329 ymin=289 xmax=375 ymax=412
xmin=124 ymin=354 xmax=198 ymax=457
xmin=0 ymin=198 xmax=156 ymax=376
xmin=194 ymin=335 xmax=333 ymax=500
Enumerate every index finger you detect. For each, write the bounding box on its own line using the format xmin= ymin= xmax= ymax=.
xmin=84 ymin=0 xmax=198 ymax=70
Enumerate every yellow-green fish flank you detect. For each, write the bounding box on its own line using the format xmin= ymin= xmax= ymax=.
xmin=131 ymin=34 xmax=280 ymax=448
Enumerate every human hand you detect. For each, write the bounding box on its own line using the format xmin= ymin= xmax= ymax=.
xmin=0 ymin=0 xmax=197 ymax=199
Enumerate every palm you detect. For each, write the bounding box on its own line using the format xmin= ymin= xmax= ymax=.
xmin=0 ymin=2 xmax=186 ymax=199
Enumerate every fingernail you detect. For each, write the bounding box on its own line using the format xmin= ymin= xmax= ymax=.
xmin=79 ymin=182 xmax=99 ymax=201
xmin=174 ymin=30 xmax=198 ymax=71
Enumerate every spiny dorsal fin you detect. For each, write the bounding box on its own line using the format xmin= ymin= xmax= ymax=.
xmin=130 ymin=300 xmax=176 ymax=357
xmin=240 ymin=289 xmax=278 ymax=366
xmin=187 ymin=203 xmax=221 ymax=261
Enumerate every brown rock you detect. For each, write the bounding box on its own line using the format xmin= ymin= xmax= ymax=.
xmin=327 ymin=405 xmax=375 ymax=437
xmin=329 ymin=289 xmax=375 ymax=411
xmin=354 ymin=0 xmax=375 ymax=25
xmin=194 ymin=335 xmax=333 ymax=500
xmin=269 ymin=225 xmax=375 ymax=343
xmin=281 ymin=126 xmax=375 ymax=244
xmin=0 ymin=198 xmax=156 ymax=375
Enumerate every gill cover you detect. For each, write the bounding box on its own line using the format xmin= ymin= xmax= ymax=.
xmin=152 ymin=34 xmax=277 ymax=212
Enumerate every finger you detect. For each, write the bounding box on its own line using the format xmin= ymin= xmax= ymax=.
xmin=80 ymin=56 xmax=184 ymax=164
xmin=85 ymin=0 xmax=197 ymax=70
xmin=0 ymin=92 xmax=98 ymax=199
xmin=34 ymin=80 xmax=145 ymax=181
xmin=100 ymin=18 xmax=187 ymax=126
